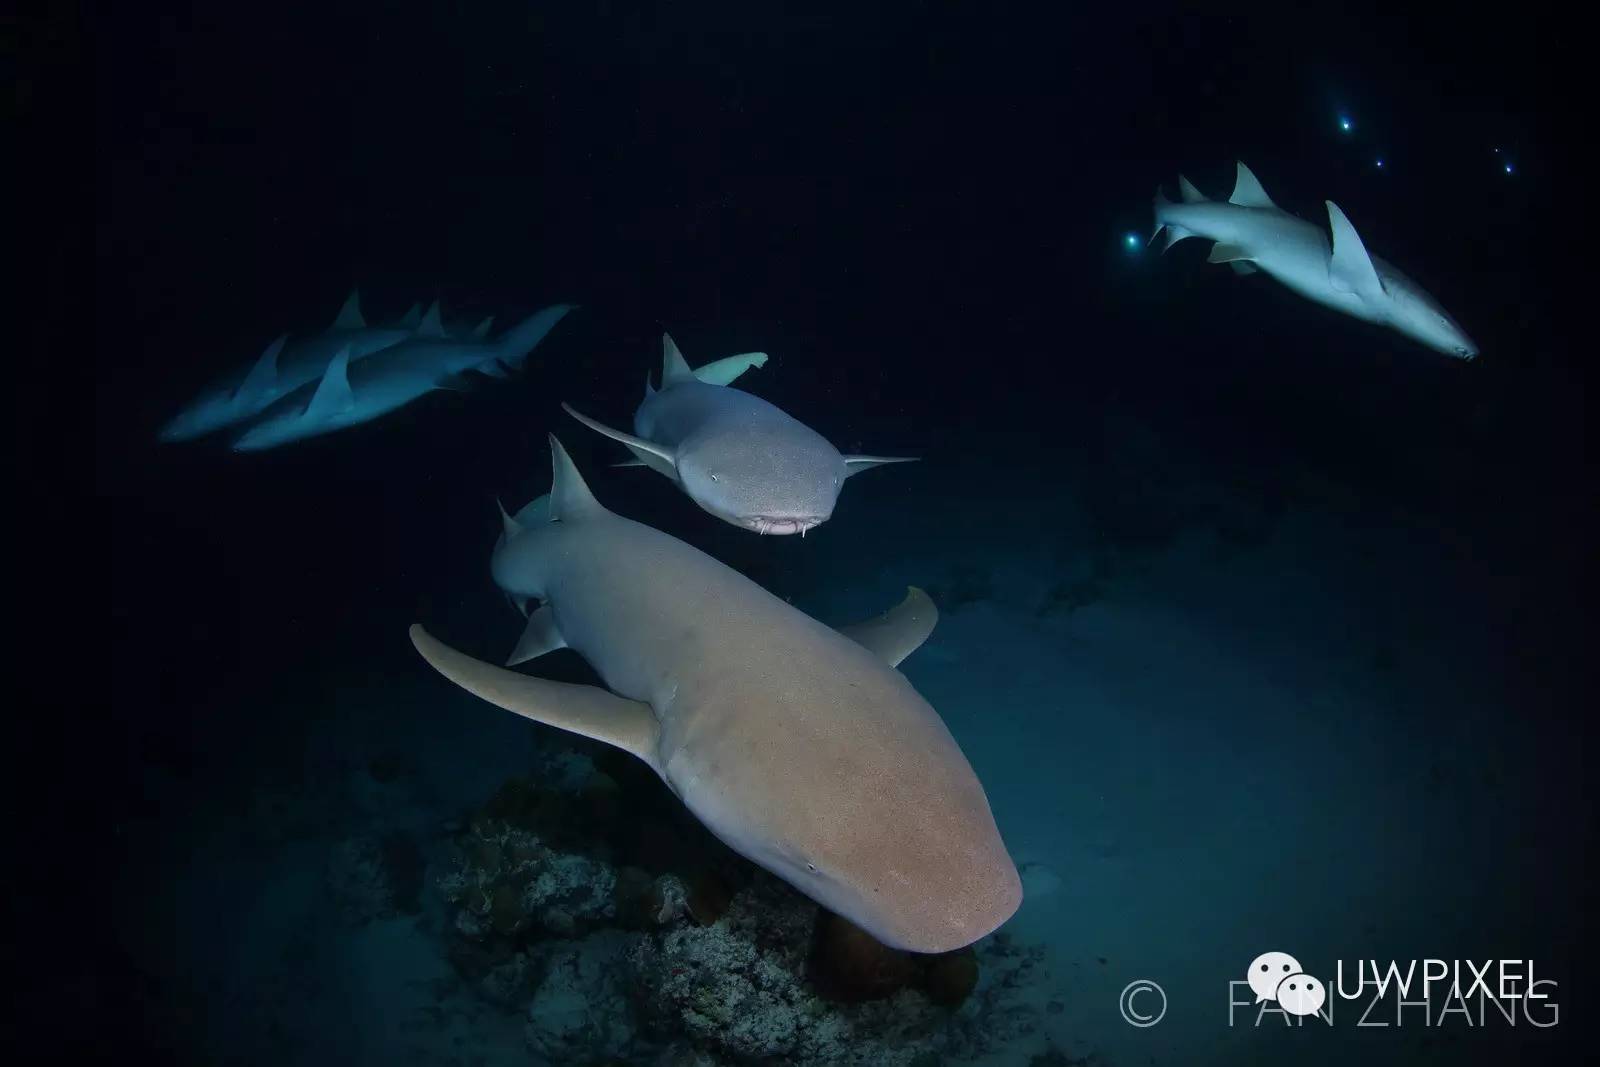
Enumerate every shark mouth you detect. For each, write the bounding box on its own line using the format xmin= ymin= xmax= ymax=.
xmin=744 ymin=516 xmax=826 ymax=536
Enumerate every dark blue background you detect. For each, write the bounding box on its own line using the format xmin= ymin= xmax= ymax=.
xmin=13 ymin=5 xmax=1584 ymax=1062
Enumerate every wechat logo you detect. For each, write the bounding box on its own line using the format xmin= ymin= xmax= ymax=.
xmin=1247 ymin=951 xmax=1326 ymax=1017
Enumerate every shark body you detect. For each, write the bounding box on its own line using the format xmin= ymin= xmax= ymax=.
xmin=564 ymin=335 xmax=915 ymax=534
xmin=233 ymin=304 xmax=574 ymax=451
xmin=410 ymin=436 xmax=1021 ymax=953
xmin=159 ymin=291 xmax=430 ymax=442
xmin=1153 ymin=162 xmax=1477 ymax=359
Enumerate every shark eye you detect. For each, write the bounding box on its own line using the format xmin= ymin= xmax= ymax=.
xmin=709 ymin=473 xmax=719 ymax=482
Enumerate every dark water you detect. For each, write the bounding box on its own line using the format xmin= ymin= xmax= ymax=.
xmin=18 ymin=6 xmax=1585 ymax=1065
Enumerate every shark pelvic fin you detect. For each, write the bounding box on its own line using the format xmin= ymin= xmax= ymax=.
xmin=410 ymin=624 xmax=660 ymax=767
xmin=305 ymin=346 xmax=354 ymax=417
xmin=1207 ymin=243 xmax=1253 ymax=265
xmin=561 ymin=404 xmax=679 ymax=481
xmin=842 ymin=455 xmax=919 ymax=478
xmin=1228 ymin=162 xmax=1280 ymax=211
xmin=547 ymin=434 xmax=605 ymax=521
xmin=332 ymin=289 xmax=365 ymax=330
xmin=417 ymin=300 xmax=447 ymax=338
xmin=838 ymin=586 xmax=939 ymax=668
xmin=692 ymin=351 xmax=769 ymax=387
xmin=1325 ymin=201 xmax=1385 ymax=298
xmin=1229 ymin=261 xmax=1259 ymax=275
xmin=507 ymin=604 xmax=567 ymax=666
xmin=237 ymin=334 xmax=288 ymax=399
xmin=661 ymin=334 xmax=696 ymax=386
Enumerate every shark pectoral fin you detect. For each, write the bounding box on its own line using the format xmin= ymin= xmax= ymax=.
xmin=1325 ymin=201 xmax=1386 ymax=298
xmin=236 ymin=334 xmax=288 ymax=399
xmin=692 ymin=352 xmax=769 ymax=387
xmin=305 ymin=346 xmax=355 ymax=417
xmin=410 ymin=625 xmax=660 ymax=767
xmin=1206 ymin=243 xmax=1253 ymax=265
xmin=560 ymin=403 xmax=679 ymax=481
xmin=332 ymin=288 xmax=365 ymax=329
xmin=842 ymin=455 xmax=919 ymax=479
xmin=661 ymin=334 xmax=697 ymax=385
xmin=838 ymin=586 xmax=939 ymax=668
xmin=417 ymin=300 xmax=448 ymax=338
xmin=507 ymin=604 xmax=567 ymax=666
xmin=1228 ymin=162 xmax=1281 ymax=211
xmin=1229 ymin=261 xmax=1259 ymax=275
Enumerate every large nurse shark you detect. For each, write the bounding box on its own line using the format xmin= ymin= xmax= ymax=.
xmin=409 ymin=436 xmax=1021 ymax=952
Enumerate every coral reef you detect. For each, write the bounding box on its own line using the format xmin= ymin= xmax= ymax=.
xmin=629 ymin=873 xmax=1044 ymax=1065
xmin=434 ymin=758 xmax=1053 ymax=1064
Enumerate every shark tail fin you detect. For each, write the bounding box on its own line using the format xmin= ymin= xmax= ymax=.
xmin=493 ymin=304 xmax=577 ymax=369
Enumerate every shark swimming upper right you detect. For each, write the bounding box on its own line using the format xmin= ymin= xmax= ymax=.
xmin=1153 ymin=161 xmax=1477 ymax=359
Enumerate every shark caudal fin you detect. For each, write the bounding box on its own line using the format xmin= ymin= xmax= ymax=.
xmin=492 ymin=304 xmax=577 ymax=369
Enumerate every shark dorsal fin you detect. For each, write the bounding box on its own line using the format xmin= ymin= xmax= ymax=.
xmin=661 ymin=333 xmax=695 ymax=386
xmin=417 ymin=300 xmax=447 ymax=338
xmin=332 ymin=289 xmax=365 ymax=330
xmin=1228 ymin=162 xmax=1279 ymax=211
xmin=1177 ymin=174 xmax=1207 ymax=204
xmin=305 ymin=346 xmax=355 ymax=417
xmin=692 ymin=351 xmax=769 ymax=387
xmin=1325 ymin=201 xmax=1385 ymax=297
xmin=497 ymin=494 xmax=552 ymax=542
xmin=471 ymin=315 xmax=495 ymax=340
xmin=237 ymin=334 xmax=288 ymax=398
xmin=397 ymin=303 xmax=423 ymax=328
xmin=547 ymin=434 xmax=604 ymax=521
xmin=497 ymin=498 xmax=522 ymax=541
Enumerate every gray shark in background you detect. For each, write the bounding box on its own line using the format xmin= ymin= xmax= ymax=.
xmin=233 ymin=303 xmax=574 ymax=451
xmin=1152 ymin=162 xmax=1478 ymax=359
xmin=564 ymin=334 xmax=916 ymax=534
xmin=160 ymin=291 xmax=443 ymax=442
xmin=411 ymin=436 xmax=1020 ymax=952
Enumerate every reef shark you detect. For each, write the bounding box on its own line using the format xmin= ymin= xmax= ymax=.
xmin=160 ymin=291 xmax=444 ymax=442
xmin=410 ymin=436 xmax=1021 ymax=952
xmin=563 ymin=334 xmax=916 ymax=534
xmin=1152 ymin=162 xmax=1477 ymax=358
xmin=233 ymin=303 xmax=574 ymax=451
